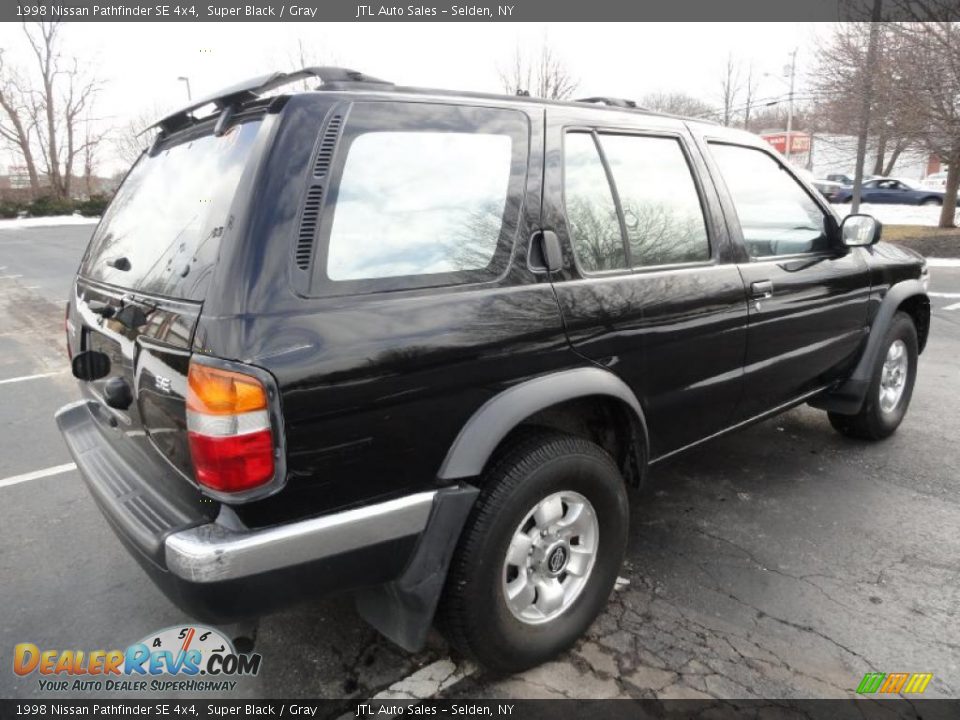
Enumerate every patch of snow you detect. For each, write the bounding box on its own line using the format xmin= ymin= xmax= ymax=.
xmin=926 ymin=258 xmax=960 ymax=268
xmin=0 ymin=215 xmax=100 ymax=230
xmin=835 ymin=203 xmax=949 ymax=227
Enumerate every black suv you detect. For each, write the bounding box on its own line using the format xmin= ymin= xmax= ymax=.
xmin=57 ymin=67 xmax=930 ymax=673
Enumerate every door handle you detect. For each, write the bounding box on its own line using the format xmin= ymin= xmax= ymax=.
xmin=750 ymin=280 xmax=774 ymax=299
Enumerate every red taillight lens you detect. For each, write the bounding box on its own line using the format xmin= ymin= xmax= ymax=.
xmin=186 ymin=361 xmax=276 ymax=494
xmin=187 ymin=430 xmax=275 ymax=493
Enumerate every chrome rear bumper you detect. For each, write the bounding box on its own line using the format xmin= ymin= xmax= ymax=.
xmin=164 ymin=491 xmax=437 ymax=583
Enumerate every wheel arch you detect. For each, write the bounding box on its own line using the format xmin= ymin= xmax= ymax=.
xmin=811 ymin=279 xmax=927 ymax=415
xmin=437 ymin=367 xmax=649 ymax=483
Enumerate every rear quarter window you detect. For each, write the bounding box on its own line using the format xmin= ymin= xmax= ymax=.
xmin=309 ymin=102 xmax=530 ymax=295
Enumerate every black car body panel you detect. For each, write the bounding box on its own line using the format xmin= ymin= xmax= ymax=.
xmin=56 ymin=72 xmax=929 ymax=648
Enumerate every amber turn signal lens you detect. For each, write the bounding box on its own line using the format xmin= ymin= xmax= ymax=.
xmin=187 ymin=363 xmax=268 ymax=416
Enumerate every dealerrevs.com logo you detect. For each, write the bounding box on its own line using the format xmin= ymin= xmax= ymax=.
xmin=13 ymin=625 xmax=262 ymax=693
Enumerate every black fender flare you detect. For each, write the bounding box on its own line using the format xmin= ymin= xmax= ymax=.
xmin=811 ymin=279 xmax=928 ymax=415
xmin=356 ymin=367 xmax=649 ymax=652
xmin=437 ymin=366 xmax=650 ymax=481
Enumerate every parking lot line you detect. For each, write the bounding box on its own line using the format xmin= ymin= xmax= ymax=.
xmin=944 ymin=301 xmax=960 ymax=312
xmin=373 ymin=658 xmax=475 ymax=701
xmin=0 ymin=462 xmax=76 ymax=490
xmin=926 ymin=258 xmax=960 ymax=268
xmin=930 ymin=292 xmax=960 ymax=298
xmin=0 ymin=371 xmax=63 ymax=385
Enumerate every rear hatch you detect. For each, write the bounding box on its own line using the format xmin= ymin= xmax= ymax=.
xmin=68 ymin=117 xmax=266 ymax=482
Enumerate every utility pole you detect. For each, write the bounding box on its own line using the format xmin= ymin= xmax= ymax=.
xmin=785 ymin=48 xmax=797 ymax=160
xmin=852 ymin=3 xmax=883 ymax=214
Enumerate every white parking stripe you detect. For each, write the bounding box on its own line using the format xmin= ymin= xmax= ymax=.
xmin=929 ymin=292 xmax=960 ymax=298
xmin=926 ymin=258 xmax=960 ymax=268
xmin=0 ymin=371 xmax=63 ymax=385
xmin=0 ymin=274 xmax=23 ymax=279
xmin=0 ymin=463 xmax=76 ymax=489
xmin=373 ymin=658 xmax=475 ymax=701
xmin=944 ymin=301 xmax=960 ymax=312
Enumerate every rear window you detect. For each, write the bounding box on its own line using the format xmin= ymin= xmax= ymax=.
xmin=80 ymin=119 xmax=263 ymax=300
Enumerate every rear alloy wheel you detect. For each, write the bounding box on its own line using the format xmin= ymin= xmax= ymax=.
xmin=921 ymin=197 xmax=942 ymax=206
xmin=828 ymin=312 xmax=918 ymax=440
xmin=502 ymin=490 xmax=600 ymax=625
xmin=439 ymin=430 xmax=629 ymax=672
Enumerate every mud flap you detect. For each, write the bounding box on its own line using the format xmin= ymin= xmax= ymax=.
xmin=355 ymin=484 xmax=479 ymax=652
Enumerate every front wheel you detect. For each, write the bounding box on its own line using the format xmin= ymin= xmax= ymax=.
xmin=828 ymin=312 xmax=918 ymax=440
xmin=438 ymin=431 xmax=629 ymax=672
xmin=920 ymin=197 xmax=942 ymax=206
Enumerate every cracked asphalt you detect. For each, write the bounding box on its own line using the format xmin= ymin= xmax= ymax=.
xmin=1 ymin=225 xmax=958 ymax=702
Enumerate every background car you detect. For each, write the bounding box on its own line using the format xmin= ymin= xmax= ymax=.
xmin=831 ymin=177 xmax=954 ymax=205
xmin=811 ymin=178 xmax=846 ymax=202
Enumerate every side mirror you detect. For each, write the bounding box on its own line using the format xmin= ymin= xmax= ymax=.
xmin=841 ymin=214 xmax=882 ymax=247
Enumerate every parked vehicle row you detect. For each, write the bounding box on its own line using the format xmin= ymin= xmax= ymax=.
xmin=831 ymin=177 xmax=955 ymax=206
xmin=810 ymin=171 xmax=955 ymax=206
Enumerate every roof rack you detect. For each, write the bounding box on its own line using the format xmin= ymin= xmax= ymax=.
xmin=154 ymin=66 xmax=393 ymax=134
xmin=576 ymin=96 xmax=644 ymax=110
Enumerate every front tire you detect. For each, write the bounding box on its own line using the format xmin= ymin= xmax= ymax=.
xmin=438 ymin=431 xmax=629 ymax=673
xmin=828 ymin=312 xmax=918 ymax=440
xmin=920 ymin=197 xmax=942 ymax=206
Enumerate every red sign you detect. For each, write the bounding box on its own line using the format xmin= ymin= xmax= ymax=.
xmin=761 ymin=132 xmax=811 ymax=155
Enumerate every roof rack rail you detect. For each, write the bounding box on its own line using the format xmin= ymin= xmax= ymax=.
xmin=576 ymin=96 xmax=644 ymax=110
xmin=154 ymin=67 xmax=392 ymax=134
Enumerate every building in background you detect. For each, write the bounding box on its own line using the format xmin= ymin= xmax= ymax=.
xmin=760 ymin=132 xmax=939 ymax=182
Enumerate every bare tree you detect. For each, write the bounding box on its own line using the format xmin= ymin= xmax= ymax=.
xmin=812 ymin=21 xmax=923 ymax=192
xmin=112 ymin=109 xmax=160 ymax=169
xmin=719 ymin=53 xmax=742 ymax=127
xmin=0 ymin=49 xmax=41 ymax=194
xmin=27 ymin=22 xmax=104 ymax=198
xmin=640 ymin=91 xmax=715 ymax=118
xmin=1 ymin=23 xmax=103 ymax=199
xmin=893 ymin=21 xmax=960 ymax=227
xmin=742 ymin=63 xmax=760 ymax=129
xmin=81 ymin=118 xmax=109 ymax=198
xmin=498 ymin=41 xmax=578 ymax=100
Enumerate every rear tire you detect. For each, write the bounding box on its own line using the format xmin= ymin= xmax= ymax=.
xmin=438 ymin=430 xmax=629 ymax=673
xmin=828 ymin=312 xmax=918 ymax=440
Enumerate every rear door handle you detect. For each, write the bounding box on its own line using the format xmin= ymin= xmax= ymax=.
xmin=750 ymin=280 xmax=774 ymax=299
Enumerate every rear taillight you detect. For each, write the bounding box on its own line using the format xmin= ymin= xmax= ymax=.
xmin=186 ymin=361 xmax=276 ymax=495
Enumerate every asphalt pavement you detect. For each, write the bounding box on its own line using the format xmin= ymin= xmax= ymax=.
xmin=1 ymin=224 xmax=958 ymax=702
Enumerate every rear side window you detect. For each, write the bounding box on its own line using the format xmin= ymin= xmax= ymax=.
xmin=563 ymin=133 xmax=624 ymax=272
xmin=328 ymin=132 xmax=511 ymax=280
xmin=709 ymin=143 xmax=828 ymax=258
xmin=562 ymin=131 xmax=710 ymax=274
xmin=80 ymin=119 xmax=264 ymax=300
xmin=599 ymin=135 xmax=709 ymax=266
xmin=313 ymin=102 xmax=529 ymax=294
